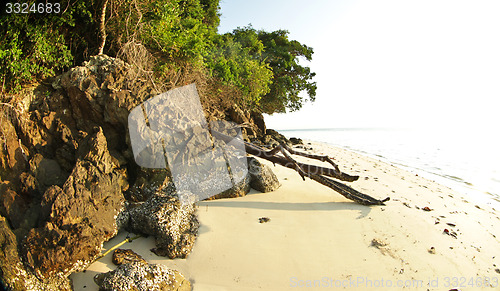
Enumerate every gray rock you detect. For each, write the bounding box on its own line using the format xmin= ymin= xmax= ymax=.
xmin=289 ymin=137 xmax=303 ymax=145
xmin=94 ymin=261 xmax=191 ymax=291
xmin=264 ymin=129 xmax=290 ymax=146
xmin=248 ymin=157 xmax=281 ymax=193
xmin=204 ymin=172 xmax=251 ymax=200
xmin=128 ymin=194 xmax=198 ymax=259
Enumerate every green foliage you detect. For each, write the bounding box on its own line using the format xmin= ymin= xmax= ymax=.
xmin=256 ymin=29 xmax=317 ymax=114
xmin=0 ymin=0 xmax=315 ymax=115
xmin=105 ymin=0 xmax=219 ymax=69
xmin=206 ymin=34 xmax=272 ymax=106
xmin=210 ymin=26 xmax=316 ymax=114
xmin=0 ymin=3 xmax=72 ymax=91
xmin=0 ymin=0 xmax=97 ymax=92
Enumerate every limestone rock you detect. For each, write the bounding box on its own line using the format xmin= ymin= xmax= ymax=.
xmin=263 ymin=129 xmax=290 ymax=147
xmin=227 ymin=104 xmax=249 ymax=125
xmin=204 ymin=173 xmax=251 ymax=200
xmin=59 ymin=55 xmax=145 ymax=146
xmin=248 ymin=157 xmax=281 ymax=193
xmin=22 ymin=128 xmax=126 ymax=280
xmin=126 ymin=168 xmax=172 ymax=202
xmin=0 ymin=116 xmax=28 ymax=181
xmin=0 ymin=216 xmax=72 ymax=291
xmin=94 ymin=261 xmax=191 ymax=291
xmin=28 ymin=154 xmax=65 ymax=191
xmin=250 ymin=111 xmax=266 ymax=136
xmin=112 ymin=249 xmax=146 ymax=266
xmin=289 ymin=137 xmax=303 ymax=145
xmin=128 ymin=194 xmax=198 ymax=259
xmin=0 ymin=183 xmax=29 ymax=229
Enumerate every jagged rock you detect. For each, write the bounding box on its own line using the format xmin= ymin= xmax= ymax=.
xmin=17 ymin=112 xmax=46 ymax=152
xmin=28 ymin=154 xmax=65 ymax=191
xmin=227 ymin=104 xmax=249 ymax=125
xmin=0 ymin=182 xmax=30 ymax=231
xmin=22 ymin=128 xmax=127 ymax=280
xmin=248 ymin=157 xmax=281 ymax=193
xmin=263 ymin=129 xmax=290 ymax=147
xmin=0 ymin=216 xmax=72 ymax=291
xmin=19 ymin=172 xmax=38 ymax=195
xmin=0 ymin=115 xmax=28 ymax=181
xmin=204 ymin=173 xmax=251 ymax=200
xmin=128 ymin=194 xmax=198 ymax=259
xmin=94 ymin=261 xmax=191 ymax=291
xmin=112 ymin=249 xmax=147 ymax=265
xmin=126 ymin=168 xmax=172 ymax=202
xmin=289 ymin=137 xmax=303 ymax=145
xmin=58 ymin=55 xmax=145 ymax=150
xmin=0 ymin=53 xmax=276 ymax=288
xmin=250 ymin=111 xmax=266 ymax=136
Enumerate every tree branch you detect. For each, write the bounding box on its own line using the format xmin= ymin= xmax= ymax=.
xmin=98 ymin=0 xmax=109 ymax=55
xmin=211 ymin=130 xmax=390 ymax=206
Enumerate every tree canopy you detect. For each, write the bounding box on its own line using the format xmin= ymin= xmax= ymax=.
xmin=235 ymin=27 xmax=317 ymax=113
xmin=0 ymin=0 xmax=316 ymax=114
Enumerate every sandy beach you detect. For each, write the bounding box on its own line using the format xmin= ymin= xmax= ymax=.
xmin=71 ymin=141 xmax=500 ymax=290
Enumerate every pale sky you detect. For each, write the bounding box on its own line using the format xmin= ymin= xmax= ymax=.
xmin=218 ymin=0 xmax=500 ymax=130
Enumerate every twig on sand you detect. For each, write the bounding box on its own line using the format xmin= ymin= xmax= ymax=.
xmin=96 ymin=234 xmax=142 ymax=260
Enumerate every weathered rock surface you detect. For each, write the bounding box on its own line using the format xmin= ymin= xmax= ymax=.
xmin=0 ymin=114 xmax=28 ymax=181
xmin=0 ymin=182 xmax=31 ymax=230
xmin=289 ymin=137 xmax=303 ymax=145
xmin=0 ymin=54 xmax=280 ymax=289
xmin=262 ymin=129 xmax=291 ymax=148
xmin=126 ymin=168 xmax=172 ymax=202
xmin=204 ymin=173 xmax=251 ymax=200
xmin=22 ymin=128 xmax=126 ymax=280
xmin=112 ymin=249 xmax=147 ymax=266
xmin=29 ymin=153 xmax=65 ymax=191
xmin=94 ymin=261 xmax=191 ymax=291
xmin=128 ymin=194 xmax=199 ymax=259
xmin=0 ymin=216 xmax=72 ymax=291
xmin=248 ymin=157 xmax=281 ymax=193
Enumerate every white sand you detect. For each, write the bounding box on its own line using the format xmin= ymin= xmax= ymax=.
xmin=71 ymin=142 xmax=500 ymax=290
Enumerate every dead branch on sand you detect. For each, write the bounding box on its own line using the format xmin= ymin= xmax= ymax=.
xmin=212 ymin=130 xmax=390 ymax=206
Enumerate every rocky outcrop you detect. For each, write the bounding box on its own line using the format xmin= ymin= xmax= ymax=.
xmin=0 ymin=113 xmax=28 ymax=182
xmin=248 ymin=157 xmax=281 ymax=193
xmin=0 ymin=54 xmax=286 ymax=289
xmin=128 ymin=194 xmax=199 ymax=259
xmin=94 ymin=261 xmax=191 ymax=291
xmin=22 ymin=128 xmax=127 ymax=281
xmin=0 ymin=216 xmax=72 ymax=291
xmin=263 ymin=129 xmax=291 ymax=148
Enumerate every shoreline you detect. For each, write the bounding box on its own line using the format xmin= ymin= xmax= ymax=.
xmin=280 ymin=127 xmax=500 ymax=209
xmin=307 ymin=139 xmax=500 ymax=209
xmin=72 ymin=142 xmax=500 ymax=290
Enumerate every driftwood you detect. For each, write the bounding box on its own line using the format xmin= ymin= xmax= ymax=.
xmin=212 ymin=130 xmax=390 ymax=206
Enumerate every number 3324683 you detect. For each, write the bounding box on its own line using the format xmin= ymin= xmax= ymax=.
xmin=6 ymin=3 xmax=61 ymax=14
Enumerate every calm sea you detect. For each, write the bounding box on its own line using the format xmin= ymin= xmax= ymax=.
xmin=279 ymin=128 xmax=500 ymax=207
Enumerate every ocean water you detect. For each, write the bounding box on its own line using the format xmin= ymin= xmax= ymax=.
xmin=279 ymin=128 xmax=500 ymax=207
